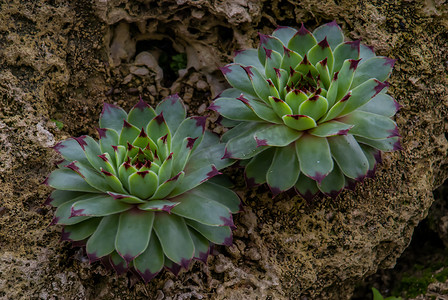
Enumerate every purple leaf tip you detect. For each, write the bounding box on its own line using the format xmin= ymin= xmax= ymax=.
xmin=192 ymin=116 xmax=207 ymax=132
xmin=66 ymin=162 xmax=84 ymax=177
xmin=374 ymin=80 xmax=389 ymax=94
xmin=220 ymin=215 xmax=235 ymax=228
xmin=223 ymin=235 xmax=233 ymax=247
xmin=74 ymin=136 xmax=88 ymax=150
xmin=96 ymin=128 xmax=108 ymax=138
xmin=270 ymin=186 xmax=282 ymax=197
xmin=393 ymin=139 xmax=403 ymax=151
xmin=245 ymin=176 xmax=257 ymax=188
xmin=347 ymin=40 xmax=361 ymax=50
xmin=102 ymin=102 xmax=119 ymax=115
xmin=51 ymin=142 xmax=65 ymax=153
xmin=222 ymin=148 xmax=232 ymax=159
xmin=154 ymin=112 xmax=165 ymax=125
xmin=297 ymin=23 xmax=309 ymax=36
xmin=242 ymin=65 xmax=254 ymax=77
xmin=220 ymin=65 xmax=232 ymax=75
xmin=384 ymin=58 xmax=396 ymax=68
xmin=135 ymin=97 xmax=150 ymax=111
xmin=349 ymin=59 xmax=361 ymax=70
xmin=255 ymin=137 xmax=268 ymax=147
xmin=123 ymin=120 xmax=133 ymax=128
xmin=311 ymin=172 xmax=326 ymax=184
xmin=70 ymin=207 xmax=85 ymax=217
xmin=138 ymin=269 xmax=160 ymax=283
xmin=263 ymin=46 xmax=273 ymax=59
xmin=387 ymin=127 xmax=400 ymax=138
xmin=327 ymin=20 xmax=339 ymax=27
xmin=318 ymin=37 xmax=330 ymax=49
xmin=187 ymin=137 xmax=198 ymax=149
xmin=340 ymin=92 xmax=352 ymax=102
xmin=258 ymin=33 xmax=270 ymax=45
xmin=166 ymin=262 xmax=182 ymax=276
xmin=208 ymin=103 xmax=220 ymax=112
xmin=236 ymin=94 xmax=250 ymax=105
xmin=205 ymin=165 xmax=221 ymax=180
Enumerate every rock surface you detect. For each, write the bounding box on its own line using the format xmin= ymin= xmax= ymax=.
xmin=0 ymin=0 xmax=447 ymax=299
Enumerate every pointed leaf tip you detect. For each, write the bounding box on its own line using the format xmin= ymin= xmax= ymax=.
xmin=223 ymin=235 xmax=233 ymax=247
xmin=154 ymin=112 xmax=165 ymax=125
xmin=220 ymin=65 xmax=232 ymax=75
xmin=318 ymin=37 xmax=330 ymax=49
xmin=242 ymin=65 xmax=254 ymax=77
xmin=374 ymin=80 xmax=389 ymax=94
xmin=191 ymin=116 xmax=207 ymax=132
xmin=135 ymin=97 xmax=150 ymax=111
xmin=258 ymin=33 xmax=269 ymax=44
xmin=65 ymin=162 xmax=83 ymax=177
xmin=297 ymin=23 xmax=309 ymax=36
xmin=270 ymin=186 xmax=282 ymax=197
xmin=204 ymin=165 xmax=221 ymax=181
xmin=220 ymin=215 xmax=235 ymax=229
xmin=96 ymin=128 xmax=108 ymax=138
xmin=208 ymin=103 xmax=220 ymax=111
xmin=393 ymin=139 xmax=403 ymax=151
xmin=186 ymin=137 xmax=198 ymax=149
xmin=349 ymin=59 xmax=361 ymax=70
xmin=222 ymin=148 xmax=232 ymax=159
xmin=312 ymin=172 xmax=326 ymax=184
xmin=384 ymin=58 xmax=396 ymax=67
xmin=255 ymin=137 xmax=268 ymax=147
xmin=387 ymin=127 xmax=400 ymax=138
xmin=74 ymin=136 xmax=88 ymax=150
xmin=347 ymin=40 xmax=361 ymax=49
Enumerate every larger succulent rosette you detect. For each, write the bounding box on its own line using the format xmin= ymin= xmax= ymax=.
xmin=211 ymin=21 xmax=401 ymax=198
xmin=44 ymin=95 xmax=239 ymax=282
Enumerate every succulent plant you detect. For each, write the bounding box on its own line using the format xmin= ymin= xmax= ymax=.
xmin=211 ymin=21 xmax=401 ymax=199
xmin=44 ymin=95 xmax=239 ymax=282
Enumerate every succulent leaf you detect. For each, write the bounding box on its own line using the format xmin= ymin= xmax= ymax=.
xmin=214 ymin=21 xmax=399 ymax=198
xmin=99 ymin=103 xmax=127 ymax=133
xmin=153 ymin=213 xmax=195 ymax=267
xmin=46 ymin=96 xmax=240 ymax=282
xmin=266 ymin=144 xmax=300 ymax=195
xmin=115 ymin=209 xmax=154 ymax=262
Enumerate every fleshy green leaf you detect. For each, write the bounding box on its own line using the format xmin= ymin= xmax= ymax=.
xmin=128 ymin=171 xmax=158 ymax=199
xmin=339 ymin=79 xmax=388 ymax=116
xmin=359 ymin=44 xmax=376 ymax=62
xmin=307 ymin=38 xmax=334 ymax=73
xmin=185 ymin=219 xmax=232 ymax=246
xmin=127 ymin=98 xmax=157 ymax=130
xmin=156 ymin=94 xmax=187 ymax=133
xmin=107 ymin=192 xmax=146 ymax=204
xmin=99 ymin=103 xmax=128 ymax=133
xmin=273 ymin=26 xmax=297 ymax=45
xmin=253 ymin=124 xmax=302 ymax=147
xmin=46 ymin=190 xmax=86 ymax=207
xmin=268 ymin=96 xmax=293 ymax=118
xmin=211 ymin=97 xmax=263 ymax=122
xmin=115 ymin=208 xmax=154 ymax=262
xmin=71 ymin=194 xmax=132 ymax=217
xmin=309 ymin=120 xmax=353 ymax=137
xmin=134 ymin=234 xmax=165 ymax=283
xmin=295 ymin=173 xmax=320 ymax=200
xmin=222 ymin=123 xmax=271 ymax=159
xmin=86 ymin=214 xmax=119 ymax=261
xmin=298 ymin=94 xmax=328 ymax=121
xmin=358 ymin=93 xmax=400 ymax=117
xmin=313 ymin=21 xmax=344 ymax=50
xmin=119 ymin=120 xmax=141 ymax=145
xmin=46 ymin=168 xmax=99 ymax=193
xmin=151 ymin=171 xmax=184 ymax=200
xmin=171 ymin=117 xmax=206 ymax=154
xmin=355 ymin=136 xmax=401 ymax=152
xmin=295 ymin=134 xmax=333 ymax=183
xmin=66 ymin=161 xmax=111 ymax=191
xmin=339 ymin=111 xmax=398 ymax=139
xmin=333 ymin=40 xmax=360 ymax=72
xmin=220 ymin=63 xmax=257 ymax=97
xmin=145 ymin=113 xmax=170 ymax=147
xmin=264 ymin=49 xmax=283 ymax=88
xmin=245 ymin=148 xmax=275 ymax=187
xmin=52 ymin=138 xmax=89 ymax=165
xmin=54 ymin=196 xmax=91 ymax=225
xmin=98 ymin=128 xmax=119 ymax=164
xmin=110 ymin=251 xmax=128 ymax=275
xmin=258 ymin=34 xmax=284 ymax=66
xmin=189 ymin=228 xmax=210 ymax=263
xmin=171 ymin=164 xmax=220 ymax=196
xmin=317 ymin=164 xmax=345 ymax=197
xmin=138 ymin=200 xmax=180 ymax=212
xmin=335 ymin=59 xmax=360 ymax=101
xmin=282 ymin=114 xmax=317 ymax=131
xmin=288 ymin=24 xmax=317 ymax=56
xmin=233 ymin=49 xmax=265 ymax=71
xmin=285 ymin=90 xmax=308 ymax=114
xmin=171 ymin=193 xmax=232 ymax=226
xmin=236 ymin=95 xmax=283 ymax=124
xmin=281 ymin=47 xmax=303 ymax=71
xmin=266 ymin=144 xmax=300 ymax=195
xmin=187 ymin=181 xmax=240 ymax=213
xmin=153 ymin=213 xmax=195 ymax=267
xmin=74 ymin=135 xmax=105 ymax=171
xmin=352 ymin=56 xmax=395 ymax=88
xmin=62 ymin=218 xmax=101 ymax=241
xmin=328 ymin=134 xmax=369 ymax=180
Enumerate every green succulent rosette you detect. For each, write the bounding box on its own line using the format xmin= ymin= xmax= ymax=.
xmin=45 ymin=95 xmax=239 ymax=282
xmin=211 ymin=21 xmax=401 ymax=199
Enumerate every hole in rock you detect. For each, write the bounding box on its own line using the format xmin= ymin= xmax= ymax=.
xmin=135 ymin=38 xmax=186 ymax=87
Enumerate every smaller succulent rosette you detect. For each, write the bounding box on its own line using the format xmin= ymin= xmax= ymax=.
xmin=211 ymin=21 xmax=401 ymax=199
xmin=45 ymin=95 xmax=239 ymax=282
